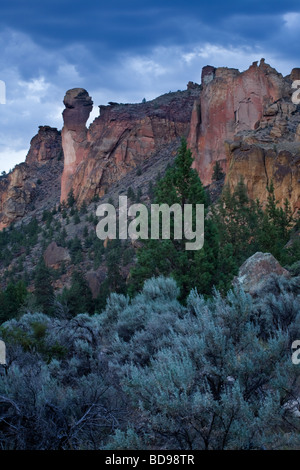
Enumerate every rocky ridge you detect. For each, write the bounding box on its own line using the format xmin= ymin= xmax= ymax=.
xmin=0 ymin=59 xmax=299 ymax=230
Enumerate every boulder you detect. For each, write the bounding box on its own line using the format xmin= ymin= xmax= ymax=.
xmin=86 ymin=269 xmax=107 ymax=298
xmin=44 ymin=241 xmax=71 ymax=268
xmin=234 ymin=252 xmax=290 ymax=296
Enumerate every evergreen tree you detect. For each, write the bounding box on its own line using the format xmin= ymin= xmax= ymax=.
xmin=212 ymin=178 xmax=261 ymax=266
xmin=128 ymin=138 xmax=221 ymax=300
xmin=213 ymin=178 xmax=296 ymax=267
xmin=212 ymin=160 xmax=225 ymax=181
xmin=67 ymin=188 xmax=76 ymax=208
xmin=127 ymin=186 xmax=136 ymax=202
xmin=34 ymin=259 xmax=54 ymax=316
xmin=0 ymin=281 xmax=28 ymax=324
xmin=60 ymin=270 xmax=94 ymax=316
xmin=80 ymin=201 xmax=88 ymax=214
xmin=257 ymin=181 xmax=294 ymax=260
xmin=69 ymin=236 xmax=83 ymax=264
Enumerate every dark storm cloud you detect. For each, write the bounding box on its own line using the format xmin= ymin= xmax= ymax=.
xmin=1 ymin=1 xmax=299 ymax=51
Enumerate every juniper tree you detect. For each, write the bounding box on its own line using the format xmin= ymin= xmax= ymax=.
xmin=67 ymin=188 xmax=76 ymax=208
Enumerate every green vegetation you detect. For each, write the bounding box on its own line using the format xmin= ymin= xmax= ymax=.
xmin=212 ymin=160 xmax=225 ymax=181
xmin=0 ymin=138 xmax=299 ymax=450
xmin=59 ymin=270 xmax=94 ymax=316
xmin=0 ymin=275 xmax=299 ymax=449
xmin=129 ymin=138 xmax=232 ymax=300
xmin=34 ymin=258 xmax=55 ymax=316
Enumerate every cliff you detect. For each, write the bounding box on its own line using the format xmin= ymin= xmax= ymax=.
xmin=0 ymin=59 xmax=299 ymax=230
xmin=60 ymin=86 xmax=200 ymax=205
xmin=187 ymin=59 xmax=293 ymax=184
xmin=0 ymin=126 xmax=63 ymax=229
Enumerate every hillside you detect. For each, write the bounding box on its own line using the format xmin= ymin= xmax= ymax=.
xmin=0 ymin=59 xmax=300 ymax=451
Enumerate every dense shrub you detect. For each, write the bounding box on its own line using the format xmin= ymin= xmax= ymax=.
xmin=103 ymin=277 xmax=300 ymax=450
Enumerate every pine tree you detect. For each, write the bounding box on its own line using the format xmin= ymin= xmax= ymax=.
xmin=212 ymin=160 xmax=225 ymax=181
xmin=127 ymin=187 xmax=136 ymax=202
xmin=60 ymin=270 xmax=94 ymax=316
xmin=67 ymin=188 xmax=76 ymax=208
xmin=128 ymin=138 xmax=220 ymax=300
xmin=0 ymin=281 xmax=28 ymax=324
xmin=34 ymin=259 xmax=54 ymax=316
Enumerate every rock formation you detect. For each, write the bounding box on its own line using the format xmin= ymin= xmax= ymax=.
xmin=234 ymin=251 xmax=290 ymax=296
xmin=0 ymin=126 xmax=63 ymax=229
xmin=60 ymin=89 xmax=93 ymax=203
xmin=224 ymin=88 xmax=300 ymax=213
xmin=43 ymin=241 xmax=71 ymax=269
xmin=187 ymin=59 xmax=292 ymax=186
xmin=0 ymin=59 xmax=299 ymax=229
xmin=60 ymin=87 xmax=199 ymax=205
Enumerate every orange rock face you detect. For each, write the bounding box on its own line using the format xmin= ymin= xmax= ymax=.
xmin=1 ymin=60 xmax=299 ymax=231
xmin=188 ymin=59 xmax=291 ymax=186
xmin=60 ymin=88 xmax=199 ymax=205
xmin=225 ymin=142 xmax=300 ymax=214
xmin=60 ymin=89 xmax=93 ymax=203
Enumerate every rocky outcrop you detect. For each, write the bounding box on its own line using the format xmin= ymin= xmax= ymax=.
xmin=0 ymin=126 xmax=63 ymax=229
xmin=26 ymin=126 xmax=62 ymax=165
xmin=234 ymin=252 xmax=290 ymax=296
xmin=44 ymin=241 xmax=71 ymax=269
xmin=225 ymin=143 xmax=300 ymax=213
xmin=224 ymin=88 xmax=300 ymax=213
xmin=0 ymin=59 xmax=299 ymax=230
xmin=188 ymin=59 xmax=292 ymax=186
xmin=60 ymin=89 xmax=93 ymax=203
xmin=60 ymin=87 xmax=199 ymax=205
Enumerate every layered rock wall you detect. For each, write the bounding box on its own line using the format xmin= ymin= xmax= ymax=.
xmin=188 ymin=59 xmax=292 ymax=186
xmin=0 ymin=59 xmax=299 ymax=230
xmin=60 ymin=88 xmax=199 ymax=205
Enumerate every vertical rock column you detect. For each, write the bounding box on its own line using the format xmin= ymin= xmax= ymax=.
xmin=60 ymin=88 xmax=93 ymax=203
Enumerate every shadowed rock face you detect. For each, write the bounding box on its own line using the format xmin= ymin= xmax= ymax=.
xmin=26 ymin=126 xmax=62 ymax=165
xmin=291 ymin=68 xmax=300 ymax=81
xmin=0 ymin=126 xmax=62 ymax=229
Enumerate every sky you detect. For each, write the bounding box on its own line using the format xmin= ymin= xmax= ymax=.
xmin=0 ymin=0 xmax=299 ymax=173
